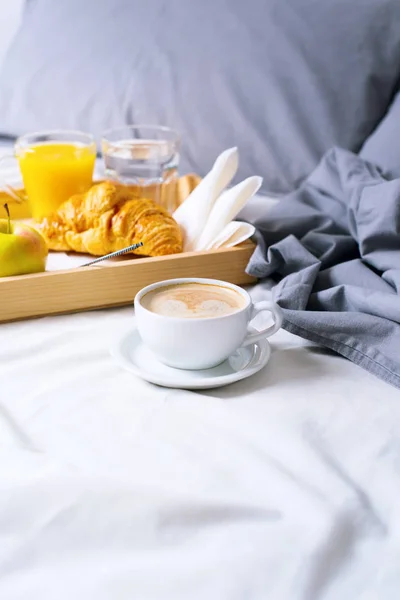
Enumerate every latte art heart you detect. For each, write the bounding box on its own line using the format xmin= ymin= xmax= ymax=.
xmin=141 ymin=283 xmax=246 ymax=319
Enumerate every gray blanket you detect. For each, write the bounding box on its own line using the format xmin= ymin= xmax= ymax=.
xmin=247 ymin=148 xmax=400 ymax=389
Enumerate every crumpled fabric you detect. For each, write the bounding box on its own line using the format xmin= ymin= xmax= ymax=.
xmin=247 ymin=148 xmax=400 ymax=388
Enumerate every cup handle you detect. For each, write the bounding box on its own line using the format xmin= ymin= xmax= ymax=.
xmin=0 ymin=153 xmax=25 ymax=203
xmin=242 ymin=300 xmax=283 ymax=346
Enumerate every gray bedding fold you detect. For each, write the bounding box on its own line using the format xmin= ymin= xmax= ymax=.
xmin=247 ymin=148 xmax=400 ymax=388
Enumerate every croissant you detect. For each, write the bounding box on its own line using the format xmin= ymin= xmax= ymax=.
xmin=37 ymin=181 xmax=183 ymax=257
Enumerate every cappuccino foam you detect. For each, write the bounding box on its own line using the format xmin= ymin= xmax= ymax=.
xmin=141 ymin=283 xmax=246 ymax=318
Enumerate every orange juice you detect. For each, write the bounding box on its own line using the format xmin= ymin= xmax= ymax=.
xmin=17 ymin=142 xmax=96 ymax=220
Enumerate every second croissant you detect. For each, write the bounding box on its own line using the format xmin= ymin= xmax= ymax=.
xmin=36 ymin=182 xmax=183 ymax=257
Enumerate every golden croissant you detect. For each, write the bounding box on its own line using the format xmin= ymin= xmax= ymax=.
xmin=37 ymin=182 xmax=183 ymax=257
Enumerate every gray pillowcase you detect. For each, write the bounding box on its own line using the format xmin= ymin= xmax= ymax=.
xmin=360 ymin=91 xmax=400 ymax=178
xmin=0 ymin=0 xmax=399 ymax=194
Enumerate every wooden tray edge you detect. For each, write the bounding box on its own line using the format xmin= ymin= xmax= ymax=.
xmin=0 ymin=242 xmax=257 ymax=323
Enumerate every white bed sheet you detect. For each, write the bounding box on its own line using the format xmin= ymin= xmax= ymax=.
xmin=1 ymin=140 xmax=400 ymax=598
xmin=1 ymin=290 xmax=400 ymax=599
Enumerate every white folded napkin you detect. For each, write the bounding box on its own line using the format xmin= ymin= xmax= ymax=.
xmin=173 ymin=147 xmax=261 ymax=252
xmin=203 ymin=221 xmax=256 ymax=251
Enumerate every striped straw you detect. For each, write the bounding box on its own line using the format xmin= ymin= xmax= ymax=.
xmin=80 ymin=242 xmax=144 ymax=267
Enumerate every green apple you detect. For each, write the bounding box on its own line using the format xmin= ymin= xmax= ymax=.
xmin=0 ymin=204 xmax=48 ymax=277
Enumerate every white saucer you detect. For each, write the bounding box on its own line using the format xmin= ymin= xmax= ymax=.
xmin=111 ymin=327 xmax=271 ymax=390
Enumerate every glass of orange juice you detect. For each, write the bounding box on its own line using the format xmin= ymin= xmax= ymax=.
xmin=0 ymin=130 xmax=96 ymax=220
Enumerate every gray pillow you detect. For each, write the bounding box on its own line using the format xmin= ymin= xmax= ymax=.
xmin=360 ymin=91 xmax=400 ymax=178
xmin=0 ymin=0 xmax=399 ymax=194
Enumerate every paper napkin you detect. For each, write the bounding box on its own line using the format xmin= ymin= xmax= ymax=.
xmin=173 ymin=148 xmax=261 ymax=251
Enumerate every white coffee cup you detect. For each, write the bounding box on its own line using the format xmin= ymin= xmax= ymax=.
xmin=134 ymin=278 xmax=283 ymax=370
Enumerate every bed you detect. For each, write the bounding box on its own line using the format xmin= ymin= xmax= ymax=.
xmin=1 ymin=1 xmax=400 ymax=598
xmin=2 ymin=274 xmax=400 ymax=599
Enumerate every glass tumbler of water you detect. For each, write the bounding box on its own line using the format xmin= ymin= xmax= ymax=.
xmin=101 ymin=125 xmax=180 ymax=213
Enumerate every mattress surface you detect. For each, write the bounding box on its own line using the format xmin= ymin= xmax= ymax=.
xmin=1 ymin=287 xmax=399 ymax=598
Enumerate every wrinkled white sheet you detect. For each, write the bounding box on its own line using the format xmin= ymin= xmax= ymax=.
xmin=1 ymin=292 xmax=400 ymax=599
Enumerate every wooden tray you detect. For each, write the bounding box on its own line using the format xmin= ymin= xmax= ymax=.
xmin=0 ymin=242 xmax=256 ymax=323
xmin=0 ymin=174 xmax=256 ymax=322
